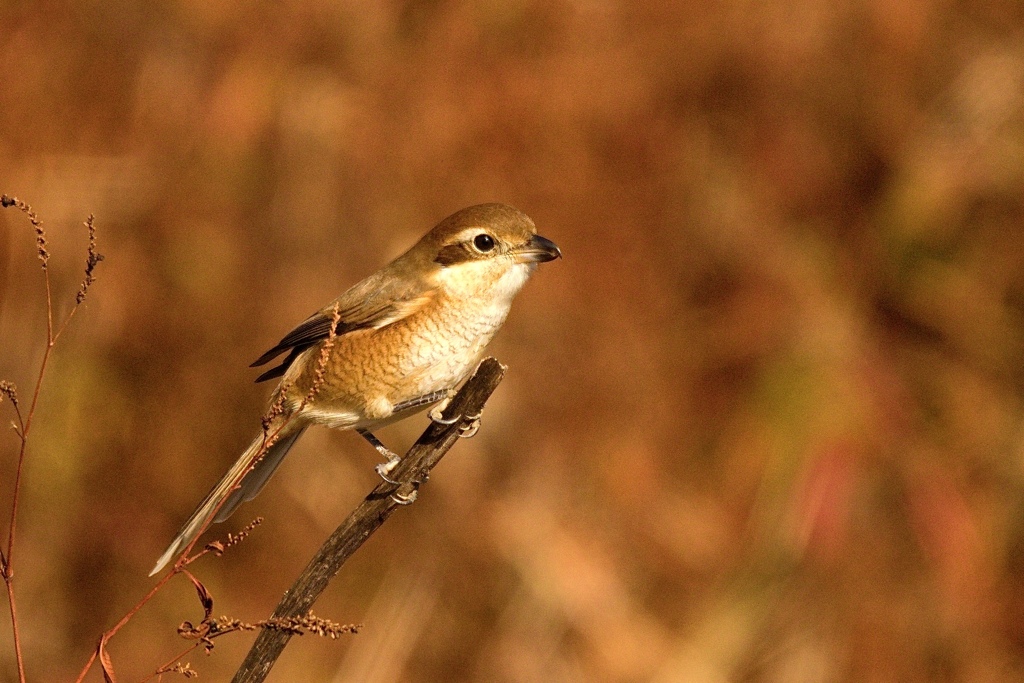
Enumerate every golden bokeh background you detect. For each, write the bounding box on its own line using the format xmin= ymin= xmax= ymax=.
xmin=3 ymin=0 xmax=1024 ymax=681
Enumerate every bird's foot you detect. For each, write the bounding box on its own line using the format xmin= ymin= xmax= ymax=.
xmin=359 ymin=429 xmax=404 ymax=484
xmin=390 ymin=488 xmax=418 ymax=505
xmin=458 ymin=410 xmax=482 ymax=438
xmin=428 ymin=391 xmax=459 ymax=425
xmin=375 ymin=455 xmax=402 ymax=485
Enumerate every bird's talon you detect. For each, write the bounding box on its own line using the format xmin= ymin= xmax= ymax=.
xmin=458 ymin=410 xmax=482 ymax=438
xmin=430 ymin=407 xmax=459 ymax=425
xmin=458 ymin=420 xmax=480 ymax=439
xmin=375 ymin=457 xmax=402 ymax=485
xmin=390 ymin=489 xmax=417 ymax=505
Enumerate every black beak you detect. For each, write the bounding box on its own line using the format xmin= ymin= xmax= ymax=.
xmin=515 ymin=234 xmax=562 ymax=263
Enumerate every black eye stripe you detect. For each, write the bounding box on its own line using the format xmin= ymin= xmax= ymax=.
xmin=434 ymin=234 xmax=502 ymax=266
xmin=434 ymin=243 xmax=472 ymax=266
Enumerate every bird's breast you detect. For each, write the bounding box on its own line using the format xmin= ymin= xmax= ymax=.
xmin=387 ymin=294 xmax=509 ymax=391
xmin=292 ymin=293 xmax=512 ymax=427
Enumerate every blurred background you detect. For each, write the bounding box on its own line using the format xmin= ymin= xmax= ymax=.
xmin=2 ymin=0 xmax=1024 ymax=681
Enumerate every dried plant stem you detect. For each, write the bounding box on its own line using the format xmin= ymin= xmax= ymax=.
xmin=73 ymin=570 xmax=177 ymax=683
xmin=76 ymin=306 xmax=344 ymax=681
xmin=170 ymin=304 xmax=343 ymax=574
xmin=8 ymin=335 xmax=51 ymax=566
xmin=232 ymin=357 xmax=506 ymax=683
xmin=2 ymin=581 xmax=25 ymax=683
xmin=4 ymin=404 xmax=31 ymax=683
xmin=1 ymin=196 xmax=101 ymax=683
xmin=150 ymin=644 xmax=203 ymax=682
xmin=72 ymin=419 xmax=298 ymax=683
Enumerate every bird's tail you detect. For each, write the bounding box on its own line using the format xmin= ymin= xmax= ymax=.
xmin=149 ymin=419 xmax=308 ymax=576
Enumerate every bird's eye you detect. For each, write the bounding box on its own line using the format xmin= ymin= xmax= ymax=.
xmin=473 ymin=233 xmax=496 ymax=252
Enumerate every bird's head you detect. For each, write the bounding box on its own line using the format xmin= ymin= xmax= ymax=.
xmin=408 ymin=203 xmax=561 ymax=302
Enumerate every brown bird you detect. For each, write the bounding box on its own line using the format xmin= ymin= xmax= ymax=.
xmin=150 ymin=203 xmax=560 ymax=575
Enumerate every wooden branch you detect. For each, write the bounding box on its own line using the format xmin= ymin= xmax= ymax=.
xmin=231 ymin=357 xmax=507 ymax=682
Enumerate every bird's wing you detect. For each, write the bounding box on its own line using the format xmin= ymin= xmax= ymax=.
xmin=250 ymin=269 xmax=435 ymax=382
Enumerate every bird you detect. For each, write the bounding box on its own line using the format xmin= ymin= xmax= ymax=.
xmin=150 ymin=203 xmax=560 ymax=575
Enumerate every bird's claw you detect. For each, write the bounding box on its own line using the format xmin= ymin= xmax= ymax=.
xmin=375 ymin=456 xmax=402 ymax=485
xmin=458 ymin=411 xmax=482 ymax=438
xmin=390 ymin=488 xmax=418 ymax=505
xmin=429 ymin=398 xmax=459 ymax=424
xmin=380 ymin=394 xmax=477 ymax=503
xmin=377 ymin=456 xmax=419 ymax=503
xmin=427 ymin=389 xmax=460 ymax=423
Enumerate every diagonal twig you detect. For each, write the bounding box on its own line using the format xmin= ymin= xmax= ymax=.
xmin=231 ymin=357 xmax=507 ymax=683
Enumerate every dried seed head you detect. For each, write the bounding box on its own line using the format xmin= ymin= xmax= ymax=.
xmin=0 ymin=381 xmax=18 ymax=408
xmin=76 ymin=214 xmax=103 ymax=304
xmin=178 ymin=609 xmax=359 ymax=652
xmin=156 ymin=662 xmax=198 ymax=679
xmin=0 ymin=195 xmax=47 ymax=269
xmin=205 ymin=516 xmax=263 ymax=557
xmin=301 ymin=303 xmax=342 ymax=407
xmin=257 ymin=611 xmax=360 ymax=639
xmin=262 ymin=380 xmax=294 ymax=432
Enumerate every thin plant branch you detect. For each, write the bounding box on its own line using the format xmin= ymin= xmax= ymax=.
xmin=76 ymin=306 xmax=343 ymax=682
xmin=167 ymin=304 xmax=342 ymax=574
xmin=232 ymin=357 xmax=507 ymax=683
xmin=1 ymin=196 xmax=102 ymax=683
